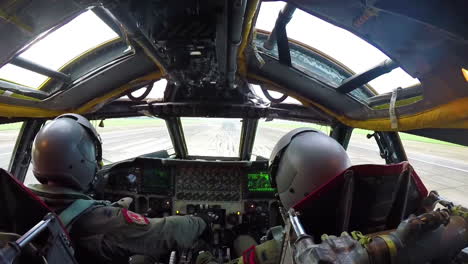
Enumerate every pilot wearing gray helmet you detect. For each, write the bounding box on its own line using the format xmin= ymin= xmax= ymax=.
xmin=28 ymin=113 xmax=208 ymax=263
xmin=269 ymin=127 xmax=351 ymax=210
xmin=196 ymin=128 xmax=352 ymax=264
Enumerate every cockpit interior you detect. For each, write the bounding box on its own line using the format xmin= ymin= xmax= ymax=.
xmin=0 ymin=0 xmax=467 ymax=263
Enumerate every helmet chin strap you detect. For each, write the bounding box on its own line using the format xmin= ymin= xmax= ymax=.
xmin=86 ymin=158 xmax=106 ymax=195
xmin=86 ymin=171 xmax=100 ymax=195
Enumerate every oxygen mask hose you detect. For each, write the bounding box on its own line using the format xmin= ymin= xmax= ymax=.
xmin=368 ymin=210 xmax=468 ymax=264
xmin=287 ymin=208 xmax=468 ymax=264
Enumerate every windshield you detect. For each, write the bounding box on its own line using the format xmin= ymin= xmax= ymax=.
xmin=252 ymin=119 xmax=331 ymax=159
xmin=181 ymin=118 xmax=242 ymax=158
xmin=96 ymin=117 xmax=173 ymax=164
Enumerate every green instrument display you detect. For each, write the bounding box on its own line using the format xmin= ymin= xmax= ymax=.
xmin=141 ymin=168 xmax=171 ymax=194
xmin=247 ymin=172 xmax=276 ymax=192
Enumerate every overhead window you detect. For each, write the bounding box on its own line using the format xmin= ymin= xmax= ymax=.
xmin=255 ymin=2 xmax=420 ymax=94
xmin=0 ymin=10 xmax=119 ymax=89
xmin=252 ymin=34 xmax=372 ymax=99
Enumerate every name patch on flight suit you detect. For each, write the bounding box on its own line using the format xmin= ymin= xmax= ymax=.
xmin=122 ymin=209 xmax=149 ymax=226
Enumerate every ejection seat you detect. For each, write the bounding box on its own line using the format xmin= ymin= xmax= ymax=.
xmin=0 ymin=168 xmax=77 ymax=263
xmin=292 ymin=161 xmax=428 ymax=240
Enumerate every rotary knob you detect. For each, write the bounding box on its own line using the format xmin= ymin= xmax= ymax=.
xmin=199 ymin=193 xmax=208 ymax=201
xmin=227 ymin=213 xmax=240 ymax=226
xmin=187 ymin=204 xmax=197 ymax=215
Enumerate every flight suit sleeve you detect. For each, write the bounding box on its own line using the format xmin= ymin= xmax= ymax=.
xmin=72 ymin=206 xmax=207 ymax=261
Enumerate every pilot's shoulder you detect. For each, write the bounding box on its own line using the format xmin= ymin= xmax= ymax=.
xmin=74 ymin=206 xmax=150 ymax=233
xmin=73 ymin=205 xmax=119 ymax=225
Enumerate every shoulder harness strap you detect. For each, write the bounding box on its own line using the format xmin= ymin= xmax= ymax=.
xmin=59 ymin=199 xmax=110 ymax=229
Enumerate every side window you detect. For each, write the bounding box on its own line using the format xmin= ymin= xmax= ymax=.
xmin=347 ymin=130 xmax=468 ymax=207
xmin=96 ymin=117 xmax=173 ymax=164
xmin=398 ymin=132 xmax=468 ymax=207
xmin=346 ymin=129 xmax=386 ymax=165
xmin=0 ymin=122 xmax=22 ymax=169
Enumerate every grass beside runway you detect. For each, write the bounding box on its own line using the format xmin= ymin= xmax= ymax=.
xmin=0 ymin=122 xmax=22 ymax=130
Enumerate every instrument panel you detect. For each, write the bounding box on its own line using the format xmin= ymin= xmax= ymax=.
xmin=98 ymin=157 xmax=280 ymax=251
xmin=174 ymin=165 xmax=241 ymax=201
xmin=99 ymin=157 xmax=276 ymax=216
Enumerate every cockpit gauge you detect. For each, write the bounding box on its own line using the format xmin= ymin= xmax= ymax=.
xmin=126 ymin=173 xmax=137 ymax=184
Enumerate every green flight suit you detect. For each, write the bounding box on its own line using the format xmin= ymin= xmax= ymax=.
xmin=29 ymin=184 xmax=206 ymax=263
xmin=71 ymin=205 xmax=206 ymax=263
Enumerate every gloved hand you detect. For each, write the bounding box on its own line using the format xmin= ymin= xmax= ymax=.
xmin=194 ymin=211 xmax=219 ymax=242
xmin=194 ymin=211 xmax=219 ymax=226
xmin=195 ymin=251 xmax=218 ymax=264
xmin=111 ymin=197 xmax=133 ymax=209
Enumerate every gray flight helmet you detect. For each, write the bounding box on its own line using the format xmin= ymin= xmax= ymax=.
xmin=32 ymin=113 xmax=102 ymax=191
xmin=269 ymin=128 xmax=351 ymax=209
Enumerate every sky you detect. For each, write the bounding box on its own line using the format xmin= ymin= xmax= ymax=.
xmin=0 ymin=3 xmax=420 ymax=95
